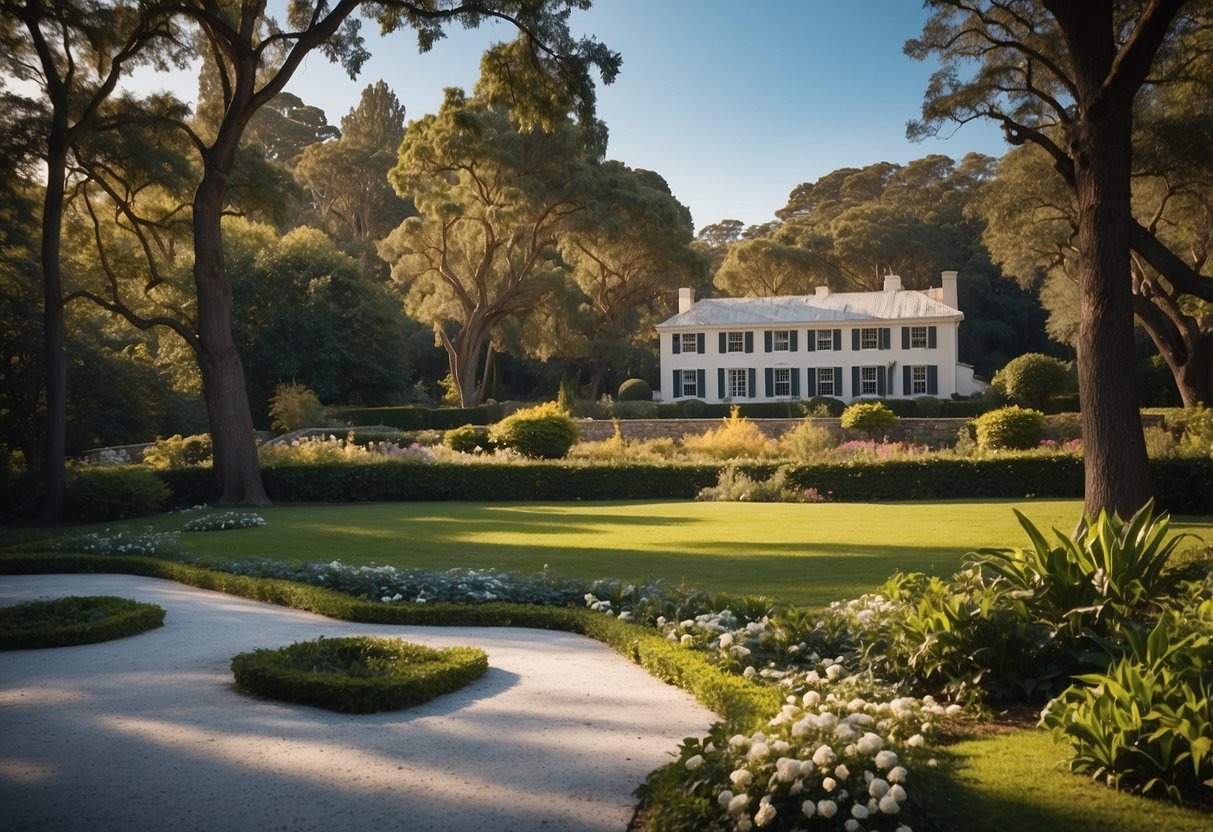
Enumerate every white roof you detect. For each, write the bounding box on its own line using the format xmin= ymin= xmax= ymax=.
xmin=657 ymin=290 xmax=962 ymax=329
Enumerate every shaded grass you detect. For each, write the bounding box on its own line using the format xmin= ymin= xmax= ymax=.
xmin=9 ymin=499 xmax=1209 ymax=608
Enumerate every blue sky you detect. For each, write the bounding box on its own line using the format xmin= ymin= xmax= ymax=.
xmin=142 ymin=1 xmax=1009 ymax=230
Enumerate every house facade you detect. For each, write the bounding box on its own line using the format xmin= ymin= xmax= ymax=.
xmin=656 ymin=271 xmax=984 ymax=404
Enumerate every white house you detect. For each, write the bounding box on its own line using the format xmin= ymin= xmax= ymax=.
xmin=656 ymin=271 xmax=985 ymax=403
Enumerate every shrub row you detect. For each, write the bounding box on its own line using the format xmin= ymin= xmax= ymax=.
xmin=0 ymin=553 xmax=780 ymax=725
xmin=333 ymin=405 xmax=498 ymax=430
xmin=146 ymin=456 xmax=1213 ymax=513
xmin=0 ymin=595 xmax=166 ymax=650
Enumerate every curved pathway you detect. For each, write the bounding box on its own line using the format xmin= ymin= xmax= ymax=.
xmin=0 ymin=575 xmax=716 ymax=832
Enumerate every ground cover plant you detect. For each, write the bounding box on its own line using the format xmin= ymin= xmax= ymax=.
xmin=230 ymin=636 xmax=488 ymax=713
xmin=0 ymin=595 xmax=166 ymax=649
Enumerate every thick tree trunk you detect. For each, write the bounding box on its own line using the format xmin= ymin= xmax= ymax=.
xmin=1071 ymin=110 xmax=1152 ymax=517
xmin=193 ymin=172 xmax=269 ymax=507
xmin=39 ymin=139 xmax=69 ymax=523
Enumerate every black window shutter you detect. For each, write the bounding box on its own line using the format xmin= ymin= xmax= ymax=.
xmin=834 ymin=329 xmax=842 ymax=351
xmin=851 ymin=366 xmax=860 ymax=397
xmin=764 ymin=367 xmax=774 ymax=396
xmin=673 ymin=369 xmax=681 ymax=398
xmin=877 ymin=366 xmax=887 ymax=396
xmin=805 ymin=370 xmax=817 ymax=397
xmin=901 ymin=327 xmax=909 ymax=349
xmin=927 ymin=365 xmax=938 ymax=395
xmin=836 ymin=366 xmax=844 ymax=397
xmin=790 ymin=331 xmax=799 ymax=352
xmin=745 ymin=332 xmax=754 ymax=353
xmin=719 ymin=332 xmax=726 ymax=353
xmin=764 ymin=330 xmax=772 ymax=352
xmin=697 ymin=333 xmax=705 ymax=354
xmin=903 ymin=365 xmax=911 ymax=395
xmin=717 ymin=368 xmax=725 ymax=399
xmin=791 ymin=369 xmax=801 ymax=397
xmin=879 ymin=328 xmax=891 ymax=350
xmin=748 ymin=368 xmax=757 ymax=397
xmin=928 ymin=326 xmax=937 ymax=349
xmin=697 ymin=369 xmax=706 ymax=397
xmin=806 ymin=331 xmax=816 ymax=352
xmin=672 ymin=334 xmax=681 ymax=354
xmin=852 ymin=329 xmax=860 ymax=351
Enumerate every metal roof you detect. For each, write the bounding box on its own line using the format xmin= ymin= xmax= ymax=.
xmin=656 ymin=290 xmax=963 ymax=329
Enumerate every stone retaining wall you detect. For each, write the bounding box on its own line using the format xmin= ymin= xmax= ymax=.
xmin=576 ymin=417 xmax=969 ymax=448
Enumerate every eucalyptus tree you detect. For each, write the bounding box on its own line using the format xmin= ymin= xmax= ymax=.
xmin=908 ymin=0 xmax=1207 ymax=514
xmin=713 ymin=238 xmax=823 ymax=297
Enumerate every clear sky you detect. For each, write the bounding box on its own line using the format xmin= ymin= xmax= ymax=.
xmin=139 ymin=1 xmax=1010 ymax=231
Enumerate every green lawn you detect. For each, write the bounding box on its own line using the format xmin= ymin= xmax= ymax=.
xmin=13 ymin=498 xmax=1211 ymax=608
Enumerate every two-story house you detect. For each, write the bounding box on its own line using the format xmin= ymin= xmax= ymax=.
xmin=656 ymin=271 xmax=984 ymax=403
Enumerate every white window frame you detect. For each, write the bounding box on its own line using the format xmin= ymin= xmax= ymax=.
xmin=681 ymin=369 xmax=698 ymax=398
xmin=816 ymin=330 xmax=834 ymax=351
xmin=817 ymin=367 xmax=836 ymax=397
xmin=727 ymin=368 xmax=748 ymax=398
xmin=911 ymin=365 xmax=928 ymax=395
xmin=861 ymin=366 xmax=879 ymax=396
xmin=774 ymin=367 xmax=791 ymax=397
xmin=910 ymin=326 xmax=928 ymax=349
xmin=772 ymin=330 xmax=790 ymax=352
xmin=727 ymin=332 xmax=745 ymax=353
xmin=860 ymin=328 xmax=879 ymax=350
xmin=680 ymin=333 xmax=697 ymax=353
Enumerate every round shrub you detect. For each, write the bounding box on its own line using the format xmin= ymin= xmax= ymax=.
xmin=617 ymin=378 xmax=653 ymax=401
xmin=840 ymin=401 xmax=899 ymax=438
xmin=680 ymin=398 xmax=707 ymax=418
xmin=991 ymin=353 xmax=1073 ymax=410
xmin=67 ymin=467 xmax=171 ymax=522
xmin=0 ymin=595 xmax=165 ymax=649
xmin=489 ymin=402 xmax=580 ymax=459
xmin=443 ymin=424 xmax=495 ymax=454
xmin=230 ymin=636 xmax=488 ymax=713
xmin=268 ymin=382 xmax=326 ymax=432
xmin=973 ymin=405 xmax=1046 ymax=450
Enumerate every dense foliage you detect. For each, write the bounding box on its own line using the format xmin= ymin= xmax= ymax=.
xmin=489 ymin=402 xmax=580 ymax=459
xmin=0 ymin=595 xmax=165 ymax=649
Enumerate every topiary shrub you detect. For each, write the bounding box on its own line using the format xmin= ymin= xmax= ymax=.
xmin=268 ymin=382 xmax=327 ymax=432
xmin=680 ymin=398 xmax=707 ymax=418
xmin=0 ymin=595 xmax=165 ymax=649
xmin=67 ymin=467 xmax=171 ymax=522
xmin=973 ymin=405 xmax=1046 ymax=450
xmin=489 ymin=402 xmax=580 ymax=459
xmin=230 ymin=636 xmax=488 ymax=713
xmin=617 ymin=378 xmax=653 ymax=401
xmin=991 ymin=353 xmax=1074 ymax=410
xmin=840 ymin=401 xmax=899 ymax=439
xmin=142 ymin=433 xmax=213 ymax=468
xmin=443 ymin=424 xmax=495 ymax=454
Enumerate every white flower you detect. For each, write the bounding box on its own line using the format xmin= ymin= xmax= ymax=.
xmin=685 ymin=755 xmax=704 ymax=771
xmin=826 ymin=663 xmax=844 ymax=680
xmin=754 ymin=802 xmax=777 ymax=827
xmin=817 ymin=799 xmax=837 ymax=819
xmin=946 ymin=703 xmax=963 ymax=716
xmin=821 ymin=777 xmax=837 ymax=792
xmin=680 ymin=634 xmax=693 ymax=646
xmin=775 ymin=757 xmax=801 ymax=783
xmin=875 ymin=749 xmax=899 ymax=770
xmin=834 ymin=764 xmax=850 ymax=780
xmin=889 ymin=784 xmax=907 ymax=802
xmin=812 ymin=744 xmax=836 ymax=767
xmin=801 ymin=799 xmax=816 ymax=819
xmin=896 ymin=825 xmax=914 ymax=832
xmin=851 ymin=803 xmax=870 ymax=820
xmin=868 ymin=778 xmax=890 ymax=798
xmin=879 ymin=793 xmax=901 ymax=814
xmin=803 ymin=690 xmax=821 ymax=707
xmin=907 ymin=734 xmax=925 ymax=749
xmin=727 ymin=793 xmax=750 ymax=816
xmin=729 ymin=734 xmax=748 ymax=748
xmin=845 ymin=821 xmax=861 ymax=832
xmin=799 ymin=759 xmax=816 ymax=777
xmin=718 ymin=790 xmax=734 ymax=809
xmin=743 ymin=666 xmax=757 ymax=679
xmin=888 ymin=766 xmax=908 ymax=784
xmin=730 ymin=768 xmax=753 ymax=788
xmin=857 ymin=732 xmax=883 ymax=755
xmin=772 ymin=740 xmax=790 ymax=754
xmin=719 ymin=632 xmax=734 ymax=648
xmin=834 ymin=722 xmax=857 ymax=741
xmin=736 ymin=816 xmax=752 ymax=832
xmin=747 ymin=742 xmax=769 ymax=761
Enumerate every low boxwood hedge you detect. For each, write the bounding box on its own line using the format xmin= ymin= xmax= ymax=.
xmin=333 ymin=405 xmax=497 ymax=430
xmin=231 ymin=636 xmax=488 ymax=713
xmin=147 ymin=456 xmax=1213 ymax=514
xmin=0 ymin=595 xmax=166 ymax=649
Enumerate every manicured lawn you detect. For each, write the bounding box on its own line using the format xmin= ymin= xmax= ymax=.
xmin=14 ymin=498 xmax=1211 ymax=608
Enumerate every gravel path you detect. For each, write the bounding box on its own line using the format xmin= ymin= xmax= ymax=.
xmin=0 ymin=574 xmax=716 ymax=832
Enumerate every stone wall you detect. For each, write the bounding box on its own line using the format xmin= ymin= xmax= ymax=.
xmin=576 ymin=417 xmax=969 ymax=448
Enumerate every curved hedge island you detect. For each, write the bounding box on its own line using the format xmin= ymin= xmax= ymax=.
xmin=0 ymin=595 xmax=166 ymax=649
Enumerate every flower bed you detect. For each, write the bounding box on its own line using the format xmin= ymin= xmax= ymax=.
xmin=0 ymin=595 xmax=166 ymax=649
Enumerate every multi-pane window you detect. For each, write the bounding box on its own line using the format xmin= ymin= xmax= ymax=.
xmin=774 ymin=367 xmax=791 ymax=397
xmin=727 ymin=332 xmax=745 ymax=353
xmin=911 ymin=366 xmax=928 ymax=395
xmin=861 ymin=366 xmax=879 ymax=396
xmin=727 ymin=368 xmax=748 ymax=398
xmin=773 ymin=330 xmax=790 ymax=351
xmin=860 ymin=328 xmax=879 ymax=350
xmin=817 ymin=368 xmax=836 ymax=396
xmin=680 ymin=333 xmax=697 ymax=353
xmin=681 ymin=369 xmax=698 ymax=398
xmin=816 ymin=330 xmax=834 ymax=351
xmin=909 ymin=326 xmax=928 ymax=349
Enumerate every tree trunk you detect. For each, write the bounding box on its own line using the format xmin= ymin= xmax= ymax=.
xmin=39 ymin=137 xmax=69 ymax=523
xmin=1070 ymin=108 xmax=1152 ymax=517
xmin=193 ymin=171 xmax=269 ymax=507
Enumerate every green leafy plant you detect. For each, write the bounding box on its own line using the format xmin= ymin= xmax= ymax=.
xmin=991 ymin=353 xmax=1074 ymax=409
xmin=617 ymin=377 xmax=653 ymax=401
xmin=443 ymin=424 xmax=496 ymax=454
xmin=972 ymin=405 xmax=1046 ymax=450
xmin=268 ymin=382 xmax=327 ymax=432
xmin=778 ymin=417 xmax=835 ymax=461
xmin=840 ymin=401 xmax=898 ymax=439
xmin=0 ymin=595 xmax=165 ymax=649
xmin=681 ymin=406 xmax=777 ymax=460
xmin=67 ymin=467 xmax=171 ymax=522
xmin=697 ymin=464 xmax=827 ymax=503
xmin=489 ymin=402 xmax=580 ymax=459
xmin=141 ymin=434 xmax=213 ymax=468
xmin=231 ymin=636 xmax=488 ymax=713
xmin=1041 ymin=614 xmax=1213 ymax=803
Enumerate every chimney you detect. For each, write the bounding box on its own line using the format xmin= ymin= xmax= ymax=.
xmin=814 ymin=285 xmax=830 ymax=297
xmin=678 ymin=287 xmax=695 ymax=314
xmin=883 ymin=274 xmax=902 ymax=292
xmin=940 ymin=270 xmax=959 ymax=308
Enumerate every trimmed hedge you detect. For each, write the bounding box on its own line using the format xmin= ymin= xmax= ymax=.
xmin=0 ymin=553 xmax=780 ymax=725
xmin=231 ymin=636 xmax=488 ymax=713
xmin=0 ymin=595 xmax=165 ymax=649
xmin=67 ymin=467 xmax=171 ymax=522
xmin=333 ymin=405 xmax=495 ymax=430
xmin=146 ymin=456 xmax=1213 ymax=513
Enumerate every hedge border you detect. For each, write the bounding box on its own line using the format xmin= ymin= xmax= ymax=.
xmin=0 ymin=554 xmax=782 ymax=726
xmin=230 ymin=637 xmax=488 ymax=713
xmin=0 ymin=594 xmax=166 ymax=650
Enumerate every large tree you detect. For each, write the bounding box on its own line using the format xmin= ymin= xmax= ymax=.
xmin=0 ymin=0 xmax=179 ymax=520
xmin=379 ymin=86 xmax=593 ymax=407
xmin=907 ymin=0 xmax=1201 ymax=516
